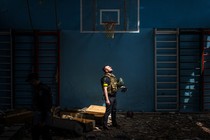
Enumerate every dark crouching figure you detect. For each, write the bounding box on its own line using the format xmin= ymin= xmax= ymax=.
xmin=26 ymin=73 xmax=52 ymax=140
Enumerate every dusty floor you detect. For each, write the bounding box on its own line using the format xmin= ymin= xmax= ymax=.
xmin=22 ymin=112 xmax=210 ymax=140
xmin=85 ymin=113 xmax=210 ymax=140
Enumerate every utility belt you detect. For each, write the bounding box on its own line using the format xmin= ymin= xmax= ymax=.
xmin=108 ymin=92 xmax=116 ymax=97
xmin=103 ymin=93 xmax=116 ymax=98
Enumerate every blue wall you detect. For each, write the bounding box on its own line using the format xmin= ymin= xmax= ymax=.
xmin=61 ymin=30 xmax=154 ymax=111
xmin=1 ymin=0 xmax=210 ymax=111
xmin=141 ymin=0 xmax=210 ymax=28
xmin=1 ymin=0 xmax=210 ymax=29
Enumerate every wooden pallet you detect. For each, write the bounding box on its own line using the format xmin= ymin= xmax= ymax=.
xmin=85 ymin=105 xmax=106 ymax=117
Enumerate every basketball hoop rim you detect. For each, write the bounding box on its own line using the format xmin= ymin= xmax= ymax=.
xmin=101 ymin=21 xmax=118 ymax=25
xmin=103 ymin=21 xmax=116 ymax=39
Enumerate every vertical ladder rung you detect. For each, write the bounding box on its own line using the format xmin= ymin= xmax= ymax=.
xmin=0 ymin=30 xmax=13 ymax=110
xmin=157 ymin=75 xmax=177 ymax=77
xmin=156 ymin=41 xmax=177 ymax=43
xmin=155 ymin=30 xmax=178 ymax=34
xmin=0 ymin=32 xmax=10 ymax=35
xmin=156 ymin=54 xmax=177 ymax=56
xmin=154 ymin=28 xmax=179 ymax=112
xmin=156 ymin=48 xmax=177 ymax=50
xmin=157 ymin=61 xmax=177 ymax=63
xmin=157 ymin=95 xmax=177 ymax=98
xmin=157 ymin=88 xmax=178 ymax=90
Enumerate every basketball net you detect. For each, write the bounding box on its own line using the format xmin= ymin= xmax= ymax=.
xmin=103 ymin=22 xmax=116 ymax=39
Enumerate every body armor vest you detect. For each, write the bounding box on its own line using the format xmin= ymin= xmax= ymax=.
xmin=104 ymin=73 xmax=118 ymax=94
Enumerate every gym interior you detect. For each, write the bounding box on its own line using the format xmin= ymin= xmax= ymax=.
xmin=1 ymin=0 xmax=210 ymax=139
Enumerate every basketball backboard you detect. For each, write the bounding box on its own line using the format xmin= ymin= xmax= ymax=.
xmin=80 ymin=0 xmax=140 ymax=33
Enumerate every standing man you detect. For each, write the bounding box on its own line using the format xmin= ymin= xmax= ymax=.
xmin=26 ymin=73 xmax=52 ymax=140
xmin=101 ymin=65 xmax=120 ymax=130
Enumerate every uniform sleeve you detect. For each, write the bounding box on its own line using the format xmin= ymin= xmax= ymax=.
xmin=101 ymin=76 xmax=110 ymax=87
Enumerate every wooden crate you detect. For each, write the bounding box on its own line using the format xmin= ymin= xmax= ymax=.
xmin=0 ymin=110 xmax=33 ymax=125
xmin=85 ymin=105 xmax=106 ymax=116
xmin=73 ymin=118 xmax=95 ymax=132
xmin=60 ymin=112 xmax=96 ymax=132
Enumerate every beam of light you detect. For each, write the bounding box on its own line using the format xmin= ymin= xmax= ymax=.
xmin=207 ymin=36 xmax=210 ymax=48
